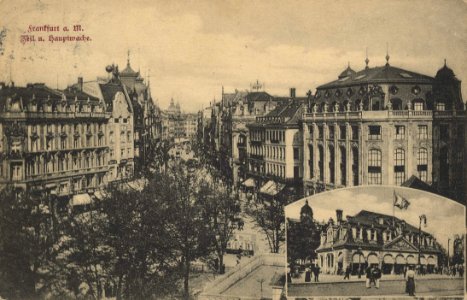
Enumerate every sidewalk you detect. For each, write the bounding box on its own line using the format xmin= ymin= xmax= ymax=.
xmin=290 ymin=272 xmax=462 ymax=284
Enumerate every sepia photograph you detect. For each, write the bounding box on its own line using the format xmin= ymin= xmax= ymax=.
xmin=0 ymin=0 xmax=466 ymax=299
xmin=285 ymin=186 xmax=465 ymax=297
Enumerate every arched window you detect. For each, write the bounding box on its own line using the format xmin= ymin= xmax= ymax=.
xmin=340 ymin=146 xmax=346 ymax=185
xmin=309 ymin=145 xmax=314 ymax=178
xmin=394 ymin=149 xmax=405 ymax=185
xmin=318 ymin=145 xmax=324 ymax=181
xmin=417 ymin=148 xmax=428 ymax=182
xmin=391 ymin=98 xmax=403 ymax=110
xmin=368 ymin=149 xmax=382 ymax=184
xmin=329 ymin=145 xmax=335 ymax=184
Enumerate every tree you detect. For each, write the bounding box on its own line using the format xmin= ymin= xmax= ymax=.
xmin=101 ymin=182 xmax=182 ymax=300
xmin=286 ymin=219 xmax=320 ymax=266
xmin=161 ymin=163 xmax=211 ymax=299
xmin=0 ymin=186 xmax=61 ymax=299
xmin=196 ymin=172 xmax=242 ymax=274
xmin=245 ymin=192 xmax=287 ymax=254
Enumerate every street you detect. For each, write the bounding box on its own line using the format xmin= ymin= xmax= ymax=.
xmin=287 ymin=277 xmax=464 ymax=297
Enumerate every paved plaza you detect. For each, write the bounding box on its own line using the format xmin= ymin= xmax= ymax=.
xmin=288 ymin=277 xmax=464 ymax=297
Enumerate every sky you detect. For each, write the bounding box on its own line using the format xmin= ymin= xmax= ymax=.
xmin=0 ymin=0 xmax=466 ymax=112
xmin=285 ymin=186 xmax=465 ymax=255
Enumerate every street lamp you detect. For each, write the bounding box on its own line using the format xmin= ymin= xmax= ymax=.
xmin=418 ymin=214 xmax=427 ymax=271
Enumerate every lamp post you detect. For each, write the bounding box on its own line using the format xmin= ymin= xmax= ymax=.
xmin=418 ymin=214 xmax=427 ymax=271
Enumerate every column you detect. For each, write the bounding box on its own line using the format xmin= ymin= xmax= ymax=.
xmin=323 ymin=123 xmax=328 ymax=185
xmin=303 ymin=123 xmax=309 ymax=181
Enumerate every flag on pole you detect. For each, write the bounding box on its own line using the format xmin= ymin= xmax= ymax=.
xmin=394 ymin=192 xmax=410 ymax=210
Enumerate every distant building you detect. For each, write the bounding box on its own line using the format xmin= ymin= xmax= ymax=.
xmin=316 ymin=209 xmax=442 ymax=275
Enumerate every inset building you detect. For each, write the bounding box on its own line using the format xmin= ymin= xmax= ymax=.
xmin=316 ymin=209 xmax=441 ymax=275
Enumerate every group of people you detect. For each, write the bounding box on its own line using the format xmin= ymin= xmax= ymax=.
xmin=365 ymin=265 xmax=382 ymax=289
xmin=287 ymin=264 xmax=321 ymax=283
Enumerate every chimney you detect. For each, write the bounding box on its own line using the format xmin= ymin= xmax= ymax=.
xmin=290 ymin=87 xmax=296 ymax=98
xmin=78 ymin=77 xmax=83 ymax=91
xmin=336 ymin=209 xmax=343 ymax=223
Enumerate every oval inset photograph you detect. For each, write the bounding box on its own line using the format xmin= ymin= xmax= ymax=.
xmin=285 ymin=186 xmax=465 ymax=298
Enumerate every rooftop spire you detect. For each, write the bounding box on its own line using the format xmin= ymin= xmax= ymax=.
xmin=127 ymin=49 xmax=131 ymax=67
xmin=385 ymin=43 xmax=390 ymax=66
xmin=444 ymin=58 xmax=447 ymax=66
xmin=365 ymin=47 xmax=370 ymax=69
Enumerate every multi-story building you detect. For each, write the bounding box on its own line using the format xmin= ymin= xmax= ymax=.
xmin=0 ymin=82 xmax=110 ymax=199
xmin=184 ymin=113 xmax=198 ymax=139
xmin=246 ymin=98 xmax=305 ymax=198
xmin=316 ymin=209 xmax=441 ymax=275
xmin=80 ymin=66 xmax=135 ymax=183
xmin=119 ymin=55 xmax=161 ymax=175
xmin=302 ymin=58 xmax=465 ymax=201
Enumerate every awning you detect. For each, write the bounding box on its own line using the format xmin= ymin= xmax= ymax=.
xmin=407 ymin=256 xmax=416 ymax=265
xmin=71 ymin=193 xmax=92 ymax=206
xmin=368 ymin=254 xmax=379 ymax=264
xmin=352 ymin=253 xmax=364 ymax=263
xmin=242 ymin=178 xmax=256 ymax=188
xmin=259 ymin=180 xmax=285 ymax=196
xmin=93 ymin=190 xmax=108 ymax=200
xmin=395 ymin=255 xmax=406 ymax=264
xmin=427 ymin=256 xmax=436 ymax=265
xmin=383 ymin=255 xmax=394 ymax=264
xmin=420 ymin=257 xmax=427 ymax=265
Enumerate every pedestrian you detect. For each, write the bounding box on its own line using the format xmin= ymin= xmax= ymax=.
xmin=459 ymin=265 xmax=464 ymax=277
xmin=403 ymin=265 xmax=407 ymax=279
xmin=372 ymin=265 xmax=382 ymax=289
xmin=305 ymin=266 xmax=311 ymax=283
xmin=406 ymin=266 xmax=416 ymax=296
xmin=313 ymin=264 xmax=320 ymax=282
xmin=365 ymin=265 xmax=373 ymax=288
xmin=452 ymin=266 xmax=457 ymax=277
xmin=344 ymin=265 xmax=351 ymax=280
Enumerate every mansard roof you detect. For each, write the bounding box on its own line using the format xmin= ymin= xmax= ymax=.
xmin=317 ymin=64 xmax=434 ymax=89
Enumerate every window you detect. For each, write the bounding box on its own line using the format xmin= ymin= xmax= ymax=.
xmin=293 ymin=147 xmax=299 ymax=160
xmin=436 ymin=102 xmax=445 ymax=111
xmin=329 ymin=126 xmax=335 ymax=139
xmin=309 ymin=125 xmax=314 ymax=139
xmin=395 ymin=125 xmax=405 ymax=140
xmin=368 ymin=149 xmax=382 ymax=184
xmin=439 ymin=125 xmax=449 ymax=141
xmin=309 ymin=145 xmax=314 ymax=178
xmin=318 ymin=126 xmax=323 ymax=139
xmin=368 ymin=125 xmax=381 ymax=140
xmin=418 ymin=125 xmax=428 ymax=139
xmin=413 ymin=100 xmax=424 ymax=111
xmin=394 ymin=149 xmax=405 ymax=185
xmin=352 ymin=126 xmax=359 ymax=140
xmin=340 ymin=126 xmax=346 ymax=140
xmin=352 ymin=147 xmax=359 ymax=186
xmin=340 ymin=147 xmax=346 ymax=185
xmin=417 ymin=148 xmax=428 ymax=182
xmin=329 ymin=146 xmax=335 ymax=184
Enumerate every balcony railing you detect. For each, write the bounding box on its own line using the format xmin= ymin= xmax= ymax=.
xmin=303 ymin=110 xmax=436 ymax=121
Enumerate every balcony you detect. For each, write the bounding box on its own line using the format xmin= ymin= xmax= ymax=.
xmin=303 ymin=110 xmax=434 ymax=122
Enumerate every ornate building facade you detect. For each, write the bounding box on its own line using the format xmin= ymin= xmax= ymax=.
xmin=316 ymin=209 xmax=441 ymax=275
xmin=0 ymin=82 xmax=110 ymax=198
xmin=302 ymin=58 xmax=465 ymax=202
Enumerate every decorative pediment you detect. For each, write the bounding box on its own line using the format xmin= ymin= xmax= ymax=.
xmin=383 ymin=236 xmax=418 ymax=252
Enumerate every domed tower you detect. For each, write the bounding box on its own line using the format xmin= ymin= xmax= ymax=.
xmin=300 ymin=200 xmax=313 ymax=223
xmin=433 ymin=60 xmax=464 ymax=111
